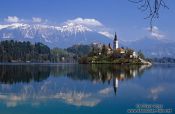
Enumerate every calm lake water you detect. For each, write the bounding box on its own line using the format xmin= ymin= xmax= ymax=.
xmin=0 ymin=64 xmax=174 ymax=114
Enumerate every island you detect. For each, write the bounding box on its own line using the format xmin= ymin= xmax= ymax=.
xmin=78 ymin=33 xmax=152 ymax=65
xmin=0 ymin=33 xmax=152 ymax=65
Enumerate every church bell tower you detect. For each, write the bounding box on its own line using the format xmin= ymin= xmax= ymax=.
xmin=113 ymin=32 xmax=118 ymax=49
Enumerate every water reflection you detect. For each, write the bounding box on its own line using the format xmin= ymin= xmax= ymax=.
xmin=0 ymin=64 xmax=151 ymax=84
xmin=0 ymin=65 xmax=50 ymax=84
xmin=0 ymin=64 xmax=151 ymax=108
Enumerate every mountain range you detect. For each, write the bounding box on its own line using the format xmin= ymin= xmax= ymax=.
xmin=0 ymin=22 xmax=175 ymax=58
xmin=0 ymin=23 xmax=112 ymax=48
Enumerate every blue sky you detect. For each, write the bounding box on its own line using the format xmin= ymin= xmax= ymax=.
xmin=0 ymin=0 xmax=175 ymax=40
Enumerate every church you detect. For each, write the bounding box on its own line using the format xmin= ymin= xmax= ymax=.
xmin=107 ymin=32 xmax=125 ymax=54
xmin=107 ymin=32 xmax=138 ymax=58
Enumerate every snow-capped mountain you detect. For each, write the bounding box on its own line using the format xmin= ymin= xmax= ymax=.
xmin=0 ymin=22 xmax=112 ymax=48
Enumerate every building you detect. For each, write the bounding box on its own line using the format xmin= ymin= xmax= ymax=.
xmin=116 ymin=48 xmax=125 ymax=54
xmin=130 ymin=51 xmax=138 ymax=59
xmin=107 ymin=43 xmax=113 ymax=54
xmin=112 ymin=32 xmax=127 ymax=56
xmin=132 ymin=51 xmax=138 ymax=58
xmin=113 ymin=32 xmax=119 ymax=50
xmin=107 ymin=33 xmax=139 ymax=58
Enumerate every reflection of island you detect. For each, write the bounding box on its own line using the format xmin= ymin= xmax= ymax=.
xmin=87 ymin=65 xmax=152 ymax=95
xmin=0 ymin=65 xmax=51 ymax=84
xmin=0 ymin=64 xmax=151 ymax=85
xmin=113 ymin=77 xmax=118 ymax=95
xmin=0 ymin=64 xmax=151 ymax=107
xmin=0 ymin=64 xmax=151 ymax=95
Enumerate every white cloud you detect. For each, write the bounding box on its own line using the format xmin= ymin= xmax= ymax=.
xmin=147 ymin=26 xmax=165 ymax=39
xmin=32 ymin=17 xmax=42 ymax=23
xmin=4 ymin=16 xmax=43 ymax=23
xmin=98 ymin=31 xmax=113 ymax=38
xmin=65 ymin=17 xmax=103 ymax=27
xmin=4 ymin=16 xmax=20 ymax=23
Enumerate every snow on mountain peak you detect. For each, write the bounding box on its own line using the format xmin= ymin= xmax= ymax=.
xmin=61 ymin=22 xmax=92 ymax=33
xmin=0 ymin=17 xmax=114 ymax=41
xmin=0 ymin=23 xmax=29 ymax=30
xmin=0 ymin=18 xmax=113 ymax=48
xmin=65 ymin=18 xmax=103 ymax=27
xmin=0 ymin=22 xmax=103 ymax=45
xmin=0 ymin=22 xmax=92 ymax=34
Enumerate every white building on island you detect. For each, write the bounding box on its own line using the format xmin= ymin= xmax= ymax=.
xmin=113 ymin=32 xmax=119 ymax=49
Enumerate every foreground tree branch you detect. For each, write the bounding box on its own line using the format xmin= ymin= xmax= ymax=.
xmin=129 ymin=0 xmax=169 ymax=29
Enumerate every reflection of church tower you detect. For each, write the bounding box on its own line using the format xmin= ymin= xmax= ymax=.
xmin=113 ymin=77 xmax=119 ymax=95
xmin=113 ymin=32 xmax=118 ymax=49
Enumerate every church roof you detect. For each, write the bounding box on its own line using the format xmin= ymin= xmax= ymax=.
xmin=116 ymin=48 xmax=125 ymax=51
xmin=116 ymin=48 xmax=125 ymax=53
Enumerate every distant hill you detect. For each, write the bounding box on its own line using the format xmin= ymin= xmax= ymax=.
xmin=126 ymin=37 xmax=175 ymax=58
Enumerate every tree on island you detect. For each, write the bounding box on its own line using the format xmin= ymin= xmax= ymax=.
xmin=101 ymin=44 xmax=108 ymax=56
xmin=138 ymin=50 xmax=145 ymax=59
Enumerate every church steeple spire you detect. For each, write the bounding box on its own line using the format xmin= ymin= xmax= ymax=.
xmin=114 ymin=32 xmax=117 ymax=41
xmin=113 ymin=32 xmax=119 ymax=49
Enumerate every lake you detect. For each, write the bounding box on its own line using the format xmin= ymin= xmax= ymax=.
xmin=0 ymin=64 xmax=174 ymax=114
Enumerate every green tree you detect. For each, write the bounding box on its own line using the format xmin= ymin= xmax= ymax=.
xmin=101 ymin=44 xmax=108 ymax=56
xmin=138 ymin=50 xmax=145 ymax=59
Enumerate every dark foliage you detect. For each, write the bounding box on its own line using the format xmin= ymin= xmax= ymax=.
xmin=0 ymin=40 xmax=50 ymax=62
xmin=67 ymin=44 xmax=92 ymax=57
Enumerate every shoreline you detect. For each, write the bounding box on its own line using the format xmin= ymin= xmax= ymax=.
xmin=0 ymin=62 xmax=77 ymax=65
xmin=2 ymin=62 xmax=175 ymax=65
